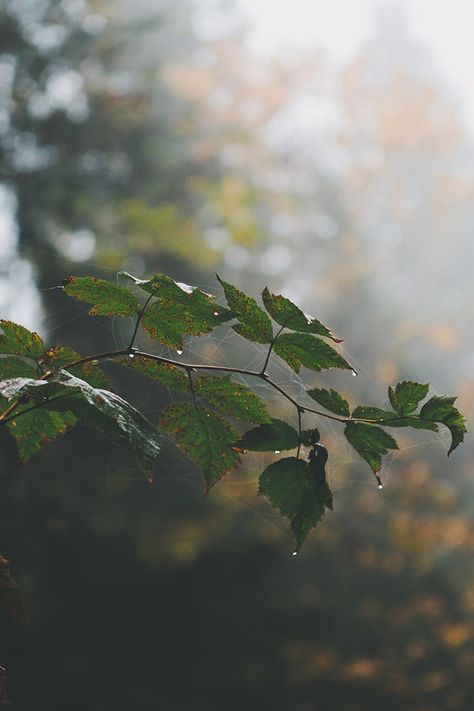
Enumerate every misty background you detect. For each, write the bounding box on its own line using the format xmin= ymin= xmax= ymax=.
xmin=1 ymin=1 xmax=473 ymax=709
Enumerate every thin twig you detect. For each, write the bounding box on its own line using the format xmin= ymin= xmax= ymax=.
xmin=0 ymin=346 xmax=407 ymax=430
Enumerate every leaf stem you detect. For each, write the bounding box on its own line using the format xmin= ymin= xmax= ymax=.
xmin=260 ymin=323 xmax=286 ymax=375
xmin=186 ymin=368 xmax=197 ymax=405
xmin=127 ymin=294 xmax=154 ymax=352
xmin=296 ymin=407 xmax=303 ymax=459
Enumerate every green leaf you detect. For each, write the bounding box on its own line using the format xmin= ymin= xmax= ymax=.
xmin=443 ymin=409 xmax=468 ymax=456
xmin=236 ymin=418 xmax=300 ymax=452
xmin=274 ymin=333 xmax=351 ymax=374
xmin=299 ymin=428 xmax=321 ymax=447
xmin=420 ymin=395 xmax=457 ymax=421
xmin=388 ymin=381 xmax=429 ymax=415
xmin=0 ymin=356 xmax=38 ymax=380
xmin=120 ymin=273 xmax=232 ymax=349
xmin=420 ymin=396 xmax=467 ymax=455
xmin=344 ymin=421 xmax=398 ymax=473
xmin=119 ymin=272 xmax=207 ymax=300
xmin=117 ymin=356 xmax=189 ymax=392
xmin=7 ymin=408 xmax=77 ymax=462
xmin=352 ymin=406 xmax=395 ymax=421
xmin=377 ymin=417 xmax=439 ymax=431
xmin=42 ymin=346 xmax=109 ymax=388
xmin=262 ymin=287 xmax=341 ymax=342
xmin=259 ymin=457 xmax=333 ymax=550
xmin=160 ymin=402 xmax=239 ymax=491
xmin=63 ymin=276 xmax=140 ymax=317
xmin=2 ymin=372 xmax=161 ymax=476
xmin=307 ymin=388 xmax=350 ymax=417
xmin=196 ymin=375 xmax=270 ymax=424
xmin=216 ymin=276 xmax=273 ymax=344
xmin=0 ymin=319 xmax=44 ymax=359
xmin=142 ymin=300 xmax=230 ymax=350
xmin=351 ymin=405 xmax=438 ymax=431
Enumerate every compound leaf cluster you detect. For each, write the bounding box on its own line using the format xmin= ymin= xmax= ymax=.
xmin=0 ymin=272 xmax=467 ymax=550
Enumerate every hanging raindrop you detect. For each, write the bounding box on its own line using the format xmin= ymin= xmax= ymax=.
xmin=176 ymin=349 xmax=183 ymax=355
xmin=292 ymin=551 xmax=298 ymax=557
xmin=352 ymin=369 xmax=358 ymax=377
xmin=128 ymin=353 xmax=135 ymax=359
xmin=378 ymin=484 xmax=384 ymax=490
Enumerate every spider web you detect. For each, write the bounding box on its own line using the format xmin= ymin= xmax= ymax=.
xmin=2 ymin=251 xmax=452 ymax=542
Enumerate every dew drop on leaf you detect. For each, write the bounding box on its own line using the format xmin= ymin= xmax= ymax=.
xmin=176 ymin=349 xmax=183 ymax=355
xmin=128 ymin=353 xmax=135 ymax=359
xmin=274 ymin=450 xmax=281 ymax=454
xmin=292 ymin=551 xmax=298 ymax=557
xmin=213 ymin=311 xmax=219 ymax=316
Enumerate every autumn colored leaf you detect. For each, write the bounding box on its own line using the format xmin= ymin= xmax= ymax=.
xmin=0 ymin=319 xmax=43 ymax=359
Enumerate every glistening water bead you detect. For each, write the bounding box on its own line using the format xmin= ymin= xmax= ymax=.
xmin=128 ymin=353 xmax=135 ymax=359
xmin=176 ymin=349 xmax=183 ymax=355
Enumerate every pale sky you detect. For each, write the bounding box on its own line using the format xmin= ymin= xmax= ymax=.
xmin=237 ymin=0 xmax=474 ymax=132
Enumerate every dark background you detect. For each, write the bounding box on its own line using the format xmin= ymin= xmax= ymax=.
xmin=1 ymin=1 xmax=474 ymax=709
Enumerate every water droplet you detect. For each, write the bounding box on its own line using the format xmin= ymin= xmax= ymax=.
xmin=352 ymin=369 xmax=358 ymax=377
xmin=378 ymin=484 xmax=384 ymax=490
xmin=274 ymin=450 xmax=281 ymax=454
xmin=306 ymin=319 xmax=312 ymax=325
xmin=292 ymin=551 xmax=298 ymax=557
xmin=176 ymin=349 xmax=183 ymax=355
xmin=128 ymin=353 xmax=135 ymax=359
xmin=213 ymin=311 xmax=219 ymax=316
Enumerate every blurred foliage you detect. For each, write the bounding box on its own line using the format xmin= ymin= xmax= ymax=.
xmin=1 ymin=2 xmax=474 ymax=710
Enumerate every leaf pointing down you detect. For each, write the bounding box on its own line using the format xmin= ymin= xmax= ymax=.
xmin=196 ymin=375 xmax=270 ymax=423
xmin=160 ymin=402 xmax=239 ymax=491
xmin=259 ymin=457 xmax=333 ymax=550
xmin=344 ymin=421 xmax=398 ymax=473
